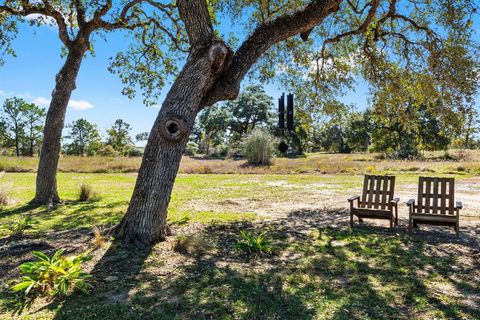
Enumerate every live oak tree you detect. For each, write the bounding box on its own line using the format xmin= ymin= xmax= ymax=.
xmin=0 ymin=0 xmax=183 ymax=204
xmin=227 ymin=85 xmax=273 ymax=141
xmin=112 ymin=0 xmax=478 ymax=245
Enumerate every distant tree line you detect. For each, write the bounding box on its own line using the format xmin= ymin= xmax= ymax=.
xmin=63 ymin=118 xmax=145 ymax=157
xmin=190 ymin=85 xmax=480 ymax=160
xmin=1 ymin=87 xmax=479 ymax=159
xmin=0 ymin=98 xmax=46 ymax=157
xmin=0 ymin=97 xmax=146 ymax=157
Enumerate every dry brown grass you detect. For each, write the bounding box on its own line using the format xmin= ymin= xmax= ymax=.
xmin=0 ymin=184 xmax=11 ymax=206
xmin=78 ymin=183 xmax=97 ymax=202
xmin=172 ymin=234 xmax=213 ymax=256
xmin=0 ymin=149 xmax=479 ymax=175
xmin=91 ymin=226 xmax=107 ymax=249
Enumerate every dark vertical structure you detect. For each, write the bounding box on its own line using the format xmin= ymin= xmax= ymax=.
xmin=287 ymin=93 xmax=294 ymax=131
xmin=278 ymin=93 xmax=285 ymax=130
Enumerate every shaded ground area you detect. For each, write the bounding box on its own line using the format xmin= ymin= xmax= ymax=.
xmin=1 ymin=207 xmax=479 ymax=319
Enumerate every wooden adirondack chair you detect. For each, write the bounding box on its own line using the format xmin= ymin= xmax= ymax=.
xmin=348 ymin=175 xmax=399 ymax=229
xmin=407 ymin=177 xmax=462 ymax=236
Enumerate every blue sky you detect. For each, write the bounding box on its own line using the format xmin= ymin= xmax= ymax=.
xmin=0 ymin=11 xmax=477 ymax=144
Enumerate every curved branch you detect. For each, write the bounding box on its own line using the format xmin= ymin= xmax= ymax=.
xmin=0 ymin=0 xmax=71 ymax=46
xmin=201 ymin=0 xmax=342 ymax=106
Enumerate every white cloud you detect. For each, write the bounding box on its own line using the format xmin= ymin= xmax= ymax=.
xmin=0 ymin=90 xmax=6 ymax=97
xmin=68 ymin=99 xmax=94 ymax=111
xmin=33 ymin=97 xmax=50 ymax=106
xmin=25 ymin=13 xmax=57 ymax=25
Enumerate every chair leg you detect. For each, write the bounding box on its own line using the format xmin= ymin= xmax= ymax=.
xmin=390 ymin=216 xmax=393 ymax=229
xmin=455 ymin=223 xmax=459 ymax=237
xmin=358 ymin=217 xmax=363 ymax=223
xmin=408 ymin=217 xmax=412 ymax=235
xmin=350 ymin=212 xmax=354 ymax=228
xmin=395 ymin=206 xmax=399 ymax=226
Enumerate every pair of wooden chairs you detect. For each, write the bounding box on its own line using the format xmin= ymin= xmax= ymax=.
xmin=348 ymin=175 xmax=462 ymax=235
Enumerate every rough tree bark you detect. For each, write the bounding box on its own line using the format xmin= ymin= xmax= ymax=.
xmin=115 ymin=0 xmax=342 ymax=245
xmin=32 ymin=45 xmax=87 ymax=205
xmin=115 ymin=0 xmax=231 ymax=244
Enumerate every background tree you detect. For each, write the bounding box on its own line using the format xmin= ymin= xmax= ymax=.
xmin=107 ymin=119 xmax=133 ymax=156
xmin=227 ymin=85 xmax=273 ymax=142
xmin=64 ymin=119 xmax=101 ymax=156
xmin=111 ymin=0 xmax=480 ymax=245
xmin=22 ymin=103 xmax=46 ymax=157
xmin=344 ymin=109 xmax=374 ymax=152
xmin=197 ymin=104 xmax=231 ymax=156
xmin=0 ymin=0 xmax=184 ymax=204
xmin=0 ymin=120 xmax=9 ymax=152
xmin=1 ymin=97 xmax=27 ymax=157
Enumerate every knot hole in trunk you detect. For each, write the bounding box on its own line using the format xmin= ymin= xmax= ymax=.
xmin=159 ymin=115 xmax=189 ymax=142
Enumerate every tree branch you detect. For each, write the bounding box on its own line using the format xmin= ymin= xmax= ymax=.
xmin=74 ymin=0 xmax=87 ymax=28
xmin=177 ymin=0 xmax=214 ymax=47
xmin=201 ymin=0 xmax=342 ymax=107
xmin=0 ymin=0 xmax=71 ymax=47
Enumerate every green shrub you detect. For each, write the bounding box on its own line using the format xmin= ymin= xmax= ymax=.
xmin=12 ymin=249 xmax=92 ymax=299
xmin=6 ymin=215 xmax=35 ymax=236
xmin=78 ymin=183 xmax=96 ymax=202
xmin=235 ymin=230 xmax=272 ymax=255
xmin=242 ymin=129 xmax=276 ymax=165
xmin=96 ymin=145 xmax=119 ymax=157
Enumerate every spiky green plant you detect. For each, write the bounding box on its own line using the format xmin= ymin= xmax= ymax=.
xmin=12 ymin=249 xmax=92 ymax=299
xmin=235 ymin=230 xmax=272 ymax=255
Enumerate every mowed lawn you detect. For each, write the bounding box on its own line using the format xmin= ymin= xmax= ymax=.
xmin=0 ymin=171 xmax=479 ymax=319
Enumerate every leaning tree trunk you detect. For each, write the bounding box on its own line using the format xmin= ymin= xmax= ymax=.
xmin=32 ymin=48 xmax=85 ymax=205
xmin=115 ymin=41 xmax=230 ymax=245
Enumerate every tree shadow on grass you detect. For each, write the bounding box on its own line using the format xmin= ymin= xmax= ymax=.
xmin=49 ymin=235 xmax=317 ymax=319
xmin=3 ymin=207 xmax=479 ymax=319
xmin=0 ymin=203 xmax=45 ymax=218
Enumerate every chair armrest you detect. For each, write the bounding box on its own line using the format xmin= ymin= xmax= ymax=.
xmin=406 ymin=199 xmax=415 ymax=207
xmin=390 ymin=198 xmax=400 ymax=204
xmin=456 ymin=201 xmax=463 ymax=210
xmin=348 ymin=195 xmax=360 ymax=202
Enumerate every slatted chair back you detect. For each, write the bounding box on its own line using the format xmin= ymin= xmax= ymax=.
xmin=416 ymin=177 xmax=455 ymax=215
xmin=360 ymin=175 xmax=395 ymax=210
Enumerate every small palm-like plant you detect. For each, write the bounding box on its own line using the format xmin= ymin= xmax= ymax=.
xmin=235 ymin=230 xmax=272 ymax=255
xmin=11 ymin=249 xmax=92 ymax=299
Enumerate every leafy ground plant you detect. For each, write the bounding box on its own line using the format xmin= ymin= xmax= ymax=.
xmin=11 ymin=249 xmax=92 ymax=299
xmin=6 ymin=215 xmax=35 ymax=236
xmin=235 ymin=230 xmax=272 ymax=255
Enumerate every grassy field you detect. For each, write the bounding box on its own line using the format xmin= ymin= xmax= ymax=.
xmin=1 ymin=149 xmax=480 ymax=175
xmin=0 ymin=153 xmax=479 ymax=319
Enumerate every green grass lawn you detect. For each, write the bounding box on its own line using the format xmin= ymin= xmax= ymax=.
xmin=0 ymin=172 xmax=479 ymax=319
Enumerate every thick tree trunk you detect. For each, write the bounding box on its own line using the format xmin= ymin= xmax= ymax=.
xmin=32 ymin=48 xmax=85 ymax=205
xmin=115 ymin=41 xmax=230 ymax=245
xmin=115 ymin=0 xmax=338 ymax=245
